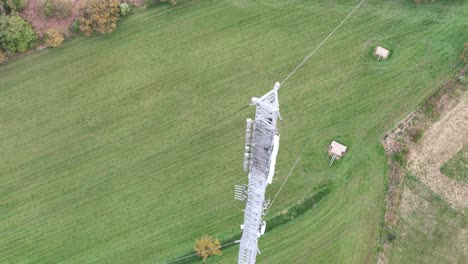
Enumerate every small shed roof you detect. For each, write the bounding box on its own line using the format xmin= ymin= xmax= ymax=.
xmin=375 ymin=46 xmax=390 ymax=59
xmin=330 ymin=141 xmax=347 ymax=157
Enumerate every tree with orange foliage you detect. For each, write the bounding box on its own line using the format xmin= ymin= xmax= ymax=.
xmin=193 ymin=236 xmax=222 ymax=261
xmin=44 ymin=28 xmax=64 ymax=48
xmin=78 ymin=0 xmax=120 ymax=36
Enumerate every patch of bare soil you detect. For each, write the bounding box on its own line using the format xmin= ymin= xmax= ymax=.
xmin=408 ymin=92 xmax=468 ymax=208
xmin=21 ymin=0 xmax=82 ymax=37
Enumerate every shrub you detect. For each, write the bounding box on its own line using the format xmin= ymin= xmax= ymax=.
xmin=193 ymin=236 xmax=222 ymax=261
xmin=119 ymin=2 xmax=131 ymax=16
xmin=386 ymin=232 xmax=397 ymax=242
xmin=42 ymin=0 xmax=72 ymax=18
xmin=4 ymin=0 xmax=28 ymax=12
xmin=459 ymin=75 xmax=466 ymax=85
xmin=71 ymin=19 xmax=80 ymax=33
xmin=44 ymin=28 xmax=64 ymax=47
xmin=78 ymin=0 xmax=120 ymax=35
xmin=0 ymin=49 xmax=5 ymax=63
xmin=392 ymin=146 xmax=408 ymax=167
xmin=0 ymin=14 xmax=37 ymax=53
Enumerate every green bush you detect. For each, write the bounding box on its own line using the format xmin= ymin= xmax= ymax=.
xmin=0 ymin=14 xmax=37 ymax=53
xmin=4 ymin=0 xmax=28 ymax=12
xmin=392 ymin=146 xmax=408 ymax=167
xmin=385 ymin=231 xmax=397 ymax=243
xmin=459 ymin=75 xmax=466 ymax=85
xmin=119 ymin=2 xmax=131 ymax=16
xmin=71 ymin=19 xmax=80 ymax=33
xmin=42 ymin=0 xmax=72 ymax=18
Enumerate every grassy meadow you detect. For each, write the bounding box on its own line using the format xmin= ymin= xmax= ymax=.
xmin=1 ymin=0 xmax=466 ymax=263
xmin=441 ymin=145 xmax=467 ymax=184
xmin=387 ymin=176 xmax=467 ymax=264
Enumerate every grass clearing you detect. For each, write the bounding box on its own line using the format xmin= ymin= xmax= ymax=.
xmin=440 ymin=145 xmax=468 ymax=184
xmin=388 ymin=175 xmax=467 ymax=264
xmin=0 ymin=0 xmax=466 ymax=263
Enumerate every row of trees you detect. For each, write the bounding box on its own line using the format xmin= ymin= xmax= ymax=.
xmin=0 ymin=0 xmax=142 ymax=63
xmin=0 ymin=0 xmax=181 ymax=63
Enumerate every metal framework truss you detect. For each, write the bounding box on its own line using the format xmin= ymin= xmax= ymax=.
xmin=237 ymin=82 xmax=281 ymax=264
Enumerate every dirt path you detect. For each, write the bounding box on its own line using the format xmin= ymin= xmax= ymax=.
xmin=408 ymin=92 xmax=468 ymax=209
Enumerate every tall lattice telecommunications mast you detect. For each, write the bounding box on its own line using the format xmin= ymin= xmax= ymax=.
xmin=235 ymin=82 xmax=281 ymax=264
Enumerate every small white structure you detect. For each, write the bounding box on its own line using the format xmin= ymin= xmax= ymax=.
xmin=375 ymin=46 xmax=390 ymax=60
xmin=328 ymin=140 xmax=347 ymax=167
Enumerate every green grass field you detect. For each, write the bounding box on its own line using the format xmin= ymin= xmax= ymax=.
xmin=1 ymin=0 xmax=466 ymax=263
xmin=388 ymin=175 xmax=467 ymax=264
xmin=441 ymin=145 xmax=467 ymax=184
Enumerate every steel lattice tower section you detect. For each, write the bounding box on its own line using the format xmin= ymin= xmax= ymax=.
xmin=236 ymin=82 xmax=281 ymax=264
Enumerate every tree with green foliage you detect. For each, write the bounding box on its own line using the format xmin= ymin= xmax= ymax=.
xmin=119 ymin=2 xmax=131 ymax=16
xmin=71 ymin=19 xmax=80 ymax=33
xmin=3 ymin=0 xmax=28 ymax=13
xmin=42 ymin=0 xmax=72 ymax=18
xmin=0 ymin=14 xmax=37 ymax=53
xmin=78 ymin=0 xmax=120 ymax=36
